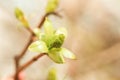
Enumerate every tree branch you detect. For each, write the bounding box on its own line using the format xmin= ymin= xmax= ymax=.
xmin=18 ymin=53 xmax=46 ymax=73
xmin=14 ymin=11 xmax=61 ymax=80
xmin=37 ymin=12 xmax=62 ymax=28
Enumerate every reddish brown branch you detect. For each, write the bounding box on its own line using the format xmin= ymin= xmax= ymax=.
xmin=37 ymin=12 xmax=62 ymax=28
xmin=18 ymin=53 xmax=46 ymax=73
xmin=14 ymin=29 xmax=34 ymax=80
xmin=37 ymin=13 xmax=49 ymax=28
xmin=14 ymin=56 xmax=19 ymax=80
xmin=18 ymin=35 xmax=33 ymax=59
xmin=52 ymin=12 xmax=62 ymax=18
xmin=27 ymin=27 xmax=35 ymax=35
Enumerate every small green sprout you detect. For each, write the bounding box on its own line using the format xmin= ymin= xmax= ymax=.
xmin=47 ymin=68 xmax=57 ymax=80
xmin=46 ymin=0 xmax=59 ymax=13
xmin=29 ymin=18 xmax=76 ymax=63
xmin=15 ymin=8 xmax=29 ymax=28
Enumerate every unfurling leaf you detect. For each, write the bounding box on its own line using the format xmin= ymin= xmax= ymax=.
xmin=29 ymin=41 xmax=48 ymax=53
xmin=46 ymin=0 xmax=59 ymax=13
xmin=48 ymin=48 xmax=65 ymax=63
xmin=44 ymin=18 xmax=55 ymax=35
xmin=48 ymin=34 xmax=65 ymax=49
xmin=15 ymin=8 xmax=29 ymax=28
xmin=47 ymin=68 xmax=57 ymax=80
xmin=56 ymin=27 xmax=67 ymax=37
xmin=60 ymin=48 xmax=76 ymax=59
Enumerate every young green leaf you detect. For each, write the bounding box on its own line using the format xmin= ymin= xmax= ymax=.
xmin=29 ymin=41 xmax=48 ymax=53
xmin=48 ymin=48 xmax=65 ymax=63
xmin=46 ymin=0 xmax=59 ymax=13
xmin=55 ymin=27 xmax=67 ymax=37
xmin=47 ymin=68 xmax=57 ymax=80
xmin=44 ymin=18 xmax=55 ymax=35
xmin=60 ymin=48 xmax=76 ymax=59
xmin=15 ymin=8 xmax=29 ymax=28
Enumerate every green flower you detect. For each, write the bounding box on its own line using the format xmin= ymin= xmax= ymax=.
xmin=29 ymin=18 xmax=76 ymax=63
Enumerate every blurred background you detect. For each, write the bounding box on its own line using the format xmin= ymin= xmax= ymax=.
xmin=0 ymin=0 xmax=120 ymax=80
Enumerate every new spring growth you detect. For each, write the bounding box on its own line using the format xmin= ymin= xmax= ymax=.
xmin=29 ymin=18 xmax=76 ymax=63
xmin=47 ymin=68 xmax=57 ymax=80
xmin=46 ymin=0 xmax=59 ymax=13
xmin=15 ymin=8 xmax=29 ymax=28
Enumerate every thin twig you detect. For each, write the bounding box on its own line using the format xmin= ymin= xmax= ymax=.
xmin=14 ymin=56 xmax=19 ymax=80
xmin=18 ymin=53 xmax=46 ymax=73
xmin=14 ymin=29 xmax=34 ymax=80
xmin=52 ymin=12 xmax=62 ymax=18
xmin=37 ymin=13 xmax=49 ymax=28
xmin=37 ymin=12 xmax=62 ymax=28
xmin=27 ymin=27 xmax=35 ymax=35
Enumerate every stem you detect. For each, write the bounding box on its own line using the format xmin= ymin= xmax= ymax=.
xmin=37 ymin=12 xmax=62 ymax=28
xmin=52 ymin=12 xmax=62 ymax=18
xmin=37 ymin=13 xmax=49 ymax=28
xmin=14 ymin=56 xmax=19 ymax=80
xmin=17 ymin=35 xmax=33 ymax=59
xmin=18 ymin=53 xmax=46 ymax=73
xmin=14 ymin=30 xmax=34 ymax=80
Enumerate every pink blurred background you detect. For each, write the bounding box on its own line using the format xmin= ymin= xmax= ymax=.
xmin=0 ymin=0 xmax=120 ymax=80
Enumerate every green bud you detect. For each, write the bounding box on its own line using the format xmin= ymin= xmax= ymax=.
xmin=48 ymin=34 xmax=65 ymax=50
xmin=15 ymin=8 xmax=29 ymax=28
xmin=15 ymin=8 xmax=24 ymax=19
xmin=47 ymin=68 xmax=57 ymax=80
xmin=46 ymin=0 xmax=59 ymax=13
